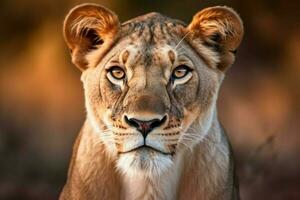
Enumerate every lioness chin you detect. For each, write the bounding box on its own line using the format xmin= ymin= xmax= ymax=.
xmin=60 ymin=3 xmax=243 ymax=200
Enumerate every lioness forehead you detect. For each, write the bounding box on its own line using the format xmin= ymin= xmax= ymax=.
xmin=103 ymin=13 xmax=189 ymax=71
xmin=120 ymin=12 xmax=186 ymax=47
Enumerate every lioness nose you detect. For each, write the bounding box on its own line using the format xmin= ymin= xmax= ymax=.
xmin=124 ymin=115 xmax=167 ymax=138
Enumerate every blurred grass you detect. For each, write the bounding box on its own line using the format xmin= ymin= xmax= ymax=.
xmin=0 ymin=0 xmax=300 ymax=199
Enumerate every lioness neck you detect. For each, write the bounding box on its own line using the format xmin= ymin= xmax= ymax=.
xmin=60 ymin=118 xmax=233 ymax=200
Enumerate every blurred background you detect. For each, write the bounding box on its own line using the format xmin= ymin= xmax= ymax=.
xmin=0 ymin=0 xmax=300 ymax=199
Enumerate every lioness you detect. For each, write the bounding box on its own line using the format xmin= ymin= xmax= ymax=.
xmin=60 ymin=3 xmax=243 ymax=200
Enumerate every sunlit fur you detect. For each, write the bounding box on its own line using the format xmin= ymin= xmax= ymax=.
xmin=60 ymin=3 xmax=243 ymax=200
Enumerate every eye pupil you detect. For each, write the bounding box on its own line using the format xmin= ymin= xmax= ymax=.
xmin=175 ymin=69 xmax=186 ymax=76
xmin=172 ymin=65 xmax=190 ymax=79
xmin=108 ymin=66 xmax=125 ymax=80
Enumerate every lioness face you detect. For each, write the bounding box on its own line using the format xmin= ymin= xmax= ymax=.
xmin=63 ymin=4 xmax=243 ymax=176
xmin=84 ymin=35 xmax=218 ymax=176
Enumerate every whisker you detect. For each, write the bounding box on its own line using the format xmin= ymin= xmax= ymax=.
xmin=177 ymin=141 xmax=193 ymax=152
xmin=175 ymin=31 xmax=190 ymax=50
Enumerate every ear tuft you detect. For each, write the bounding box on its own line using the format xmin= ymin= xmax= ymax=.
xmin=63 ymin=3 xmax=120 ymax=70
xmin=188 ymin=6 xmax=244 ymax=71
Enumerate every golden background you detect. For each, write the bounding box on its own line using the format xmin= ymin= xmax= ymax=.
xmin=0 ymin=0 xmax=300 ymax=199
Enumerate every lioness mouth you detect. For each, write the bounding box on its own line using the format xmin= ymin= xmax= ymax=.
xmin=119 ymin=145 xmax=171 ymax=155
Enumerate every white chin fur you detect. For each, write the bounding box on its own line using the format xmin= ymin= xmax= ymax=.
xmin=116 ymin=149 xmax=173 ymax=177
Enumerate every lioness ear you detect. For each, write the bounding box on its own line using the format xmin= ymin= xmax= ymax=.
xmin=63 ymin=3 xmax=120 ymax=70
xmin=187 ymin=6 xmax=244 ymax=71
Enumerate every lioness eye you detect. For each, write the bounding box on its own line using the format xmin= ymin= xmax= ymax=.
xmin=172 ymin=65 xmax=191 ymax=79
xmin=108 ymin=66 xmax=125 ymax=80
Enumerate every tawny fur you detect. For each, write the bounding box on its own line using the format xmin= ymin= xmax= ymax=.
xmin=60 ymin=3 xmax=243 ymax=200
xmin=60 ymin=116 xmax=237 ymax=200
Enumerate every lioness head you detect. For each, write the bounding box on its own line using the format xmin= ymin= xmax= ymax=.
xmin=63 ymin=3 xmax=243 ymax=176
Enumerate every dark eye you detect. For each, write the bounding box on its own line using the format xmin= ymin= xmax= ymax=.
xmin=172 ymin=65 xmax=191 ymax=79
xmin=108 ymin=66 xmax=125 ymax=80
